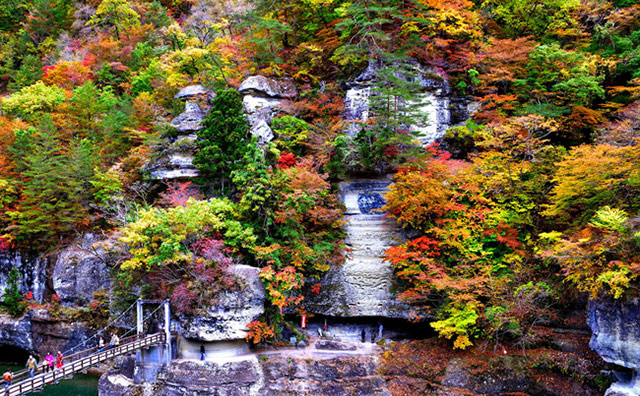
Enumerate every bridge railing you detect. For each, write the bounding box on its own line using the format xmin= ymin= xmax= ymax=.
xmin=5 ymin=333 xmax=165 ymax=396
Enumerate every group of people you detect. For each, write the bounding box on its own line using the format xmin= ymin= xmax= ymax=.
xmin=360 ymin=323 xmax=384 ymax=343
xmin=2 ymin=332 xmax=123 ymax=391
xmin=2 ymin=351 xmax=65 ymax=390
xmin=98 ymin=333 xmax=120 ymax=352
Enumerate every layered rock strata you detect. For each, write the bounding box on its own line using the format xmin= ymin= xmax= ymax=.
xmin=305 ymin=178 xmax=410 ymax=318
xmin=238 ymin=75 xmax=297 ymax=144
xmin=146 ymin=85 xmax=212 ymax=180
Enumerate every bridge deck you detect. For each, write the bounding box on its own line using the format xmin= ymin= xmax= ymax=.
xmin=4 ymin=332 xmax=165 ymax=396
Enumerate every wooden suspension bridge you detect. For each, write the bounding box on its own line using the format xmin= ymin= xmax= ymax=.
xmin=4 ymin=299 xmax=173 ymax=396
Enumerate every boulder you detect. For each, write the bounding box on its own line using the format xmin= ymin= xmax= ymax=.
xmin=239 ymin=76 xmax=297 ymax=140
xmin=606 ymin=380 xmax=640 ymax=396
xmin=259 ymin=355 xmax=392 ymax=396
xmin=175 ymin=85 xmax=209 ymax=101
xmin=152 ymin=358 xmax=264 ymax=396
xmin=98 ymin=374 xmax=137 ymax=396
xmin=238 ymin=75 xmax=297 ymax=99
xmin=179 ymin=265 xmax=265 ymax=342
xmin=107 ymin=355 xmax=391 ymax=396
xmin=588 ymin=297 xmax=640 ymax=369
xmin=242 ymin=94 xmax=291 ymax=128
xmin=53 ymin=233 xmax=112 ymax=306
xmin=315 ymin=340 xmax=357 ymax=351
xmin=250 ymin=120 xmax=274 ymax=143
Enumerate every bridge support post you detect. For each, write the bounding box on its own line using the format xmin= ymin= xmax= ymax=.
xmin=136 ymin=299 xmax=144 ymax=335
xmin=164 ymin=299 xmax=171 ymax=365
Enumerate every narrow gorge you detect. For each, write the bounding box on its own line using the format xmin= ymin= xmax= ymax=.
xmin=1 ymin=1 xmax=640 ymax=395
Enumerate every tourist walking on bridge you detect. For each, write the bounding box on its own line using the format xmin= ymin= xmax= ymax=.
xmin=45 ymin=353 xmax=54 ymax=372
xmin=3 ymin=368 xmax=12 ymax=392
xmin=26 ymin=355 xmax=37 ymax=377
xmin=56 ymin=351 xmax=64 ymax=373
xmin=110 ymin=333 xmax=120 ymax=349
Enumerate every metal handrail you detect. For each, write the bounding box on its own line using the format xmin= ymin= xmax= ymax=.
xmin=9 ymin=332 xmax=147 ymax=386
xmin=4 ymin=333 xmax=165 ymax=396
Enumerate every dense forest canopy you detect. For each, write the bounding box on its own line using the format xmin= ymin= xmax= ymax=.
xmin=0 ymin=0 xmax=639 ymax=348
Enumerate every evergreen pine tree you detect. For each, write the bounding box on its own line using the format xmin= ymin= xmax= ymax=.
xmin=193 ymin=89 xmax=259 ymax=195
xmin=8 ymin=119 xmax=96 ymax=246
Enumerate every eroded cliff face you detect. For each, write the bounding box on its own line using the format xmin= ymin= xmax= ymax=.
xmin=145 ymin=76 xmax=298 ymax=182
xmin=145 ymin=85 xmax=211 ymax=180
xmin=588 ymin=297 xmax=640 ymax=396
xmin=0 ymin=234 xmax=111 ymax=360
xmin=305 ymin=179 xmax=412 ymax=319
xmin=53 ymin=233 xmax=112 ymax=306
xmin=99 ymin=353 xmax=391 ymax=396
xmin=0 ymin=309 xmax=94 ymax=361
xmin=343 ymin=59 xmax=467 ymax=146
xmin=178 ymin=265 xmax=265 ymax=342
xmin=0 ymin=250 xmax=47 ymax=303
xmin=239 ymin=75 xmax=297 ymax=145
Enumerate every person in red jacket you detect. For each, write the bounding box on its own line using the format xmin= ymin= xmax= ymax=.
xmin=56 ymin=351 xmax=64 ymax=373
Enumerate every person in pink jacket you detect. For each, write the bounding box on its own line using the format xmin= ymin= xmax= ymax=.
xmin=45 ymin=353 xmax=54 ymax=373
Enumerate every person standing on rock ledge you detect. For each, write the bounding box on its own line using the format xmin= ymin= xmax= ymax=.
xmin=361 ymin=328 xmax=366 ymax=342
xmin=200 ymin=344 xmax=205 ymax=361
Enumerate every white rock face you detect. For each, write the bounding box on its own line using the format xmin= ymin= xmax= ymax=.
xmin=606 ymin=379 xmax=640 ymax=396
xmin=411 ymin=92 xmax=451 ymax=145
xmin=238 ymin=75 xmax=297 ymax=99
xmin=150 ymin=168 xmax=199 ymax=180
xmin=239 ymin=75 xmax=297 ymax=144
xmin=179 ymin=265 xmax=265 ymax=341
xmin=242 ymin=94 xmax=288 ymax=129
xmin=343 ymin=60 xmax=455 ymax=146
xmin=175 ymin=85 xmax=209 ymax=101
xmin=305 ymin=179 xmax=410 ymax=318
xmin=250 ymin=120 xmax=274 ymax=142
xmin=343 ymin=86 xmax=371 ymax=136
xmin=170 ymin=101 xmax=205 ymax=133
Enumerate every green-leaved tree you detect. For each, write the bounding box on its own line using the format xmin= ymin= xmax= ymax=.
xmin=193 ymin=89 xmax=259 ymax=195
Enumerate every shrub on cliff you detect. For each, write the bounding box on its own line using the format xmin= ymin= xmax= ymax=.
xmin=2 ymin=268 xmax=27 ymax=317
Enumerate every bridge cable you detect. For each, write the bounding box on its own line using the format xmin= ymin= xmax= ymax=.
xmin=60 ymin=300 xmax=139 ymax=356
